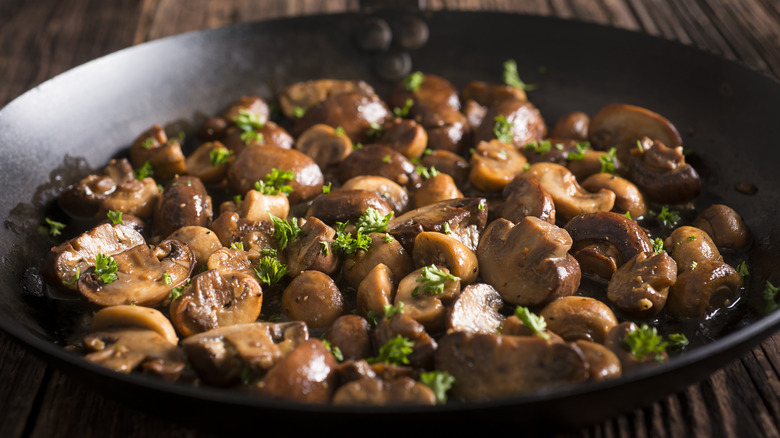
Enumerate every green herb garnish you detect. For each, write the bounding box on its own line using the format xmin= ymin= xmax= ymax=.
xmin=393 ymin=98 xmax=414 ymax=117
xmin=367 ymin=334 xmax=414 ymax=366
xmin=503 ymin=59 xmax=536 ymax=91
xmin=321 ymin=338 xmax=344 ymax=362
xmin=332 ymin=221 xmax=372 ymax=255
xmin=668 ymin=333 xmax=689 ymax=351
xmin=599 ymin=147 xmax=618 ymax=174
xmin=419 ymin=371 xmax=456 ymax=404
xmin=403 ymin=71 xmax=424 ymax=92
xmin=254 ymin=256 xmax=288 ymax=286
xmin=94 ymin=253 xmax=119 ymax=284
xmin=412 ymin=265 xmax=460 ymax=297
xmin=624 ymin=324 xmax=667 ymax=362
xmin=134 ymin=161 xmax=154 ymax=180
xmin=652 ymin=237 xmax=665 ymax=254
xmin=355 ymin=207 xmax=393 ymax=235
xmin=254 ymin=168 xmax=295 ymax=196
xmin=106 ymin=210 xmax=123 ymax=225
xmin=568 ymin=142 xmax=590 ymax=160
xmin=292 ymin=106 xmax=306 ymax=118
xmin=209 ymin=148 xmax=233 ymax=166
xmin=493 ymin=114 xmax=513 ymax=143
xmin=524 ymin=139 xmax=552 ymax=155
xmin=234 ymin=109 xmax=264 ymax=144
xmin=655 ymin=206 xmax=681 ymax=228
xmin=514 ymin=306 xmax=550 ymax=339
xmin=415 ymin=165 xmax=440 ymax=180
xmin=269 ymin=214 xmax=301 ymax=250
xmin=763 ymin=281 xmax=780 ymax=314
xmin=44 ymin=218 xmax=66 ymax=236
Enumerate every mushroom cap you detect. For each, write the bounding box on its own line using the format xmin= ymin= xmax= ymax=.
xmin=667 ymin=260 xmax=742 ymax=319
xmin=89 ymin=304 xmax=179 ymax=345
xmin=607 ymin=251 xmax=677 ymax=317
xmin=539 ymin=296 xmax=619 ymax=344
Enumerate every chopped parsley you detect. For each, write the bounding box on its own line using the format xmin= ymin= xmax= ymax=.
xmin=141 ymin=137 xmax=155 ymax=149
xmin=393 ymin=98 xmax=414 ymax=117
xmin=254 ymin=256 xmax=288 ymax=286
xmin=134 ymin=161 xmax=154 ymax=180
xmin=292 ymin=106 xmax=306 ymax=118
xmin=668 ymin=333 xmax=689 ymax=351
xmin=493 ymin=114 xmax=513 ymax=143
xmin=355 ymin=207 xmax=393 ymax=235
xmin=654 ymin=206 xmax=681 ymax=228
xmin=162 ymin=272 xmax=173 ymax=285
xmin=524 ymin=139 xmax=552 ymax=155
xmin=62 ymin=267 xmax=80 ymax=287
xmin=259 ymin=248 xmax=278 ymax=257
xmin=209 ymin=148 xmax=233 ymax=166
xmin=254 ymin=168 xmax=295 ymax=196
xmin=106 ymin=210 xmax=123 ymax=225
xmin=230 ymin=242 xmax=245 ymax=251
xmin=94 ymin=253 xmax=119 ymax=284
xmin=403 ymin=71 xmax=424 ymax=92
xmin=366 ymin=121 xmax=384 ymax=139
xmin=43 ymin=218 xmax=66 ymax=237
xmin=415 ymin=165 xmax=440 ymax=180
xmin=652 ymin=237 xmax=665 ymax=254
xmin=321 ymin=338 xmax=344 ymax=362
xmin=332 ymin=221 xmax=372 ymax=255
xmin=168 ymin=284 xmax=186 ymax=300
xmin=599 ymin=147 xmax=618 ymax=174
xmin=568 ymin=142 xmax=590 ymax=160
xmin=382 ymin=233 xmax=395 ymax=243
xmin=442 ymin=222 xmax=452 ymax=235
xmin=319 ymin=241 xmax=330 ymax=256
xmin=736 ymin=260 xmax=749 ymax=281
xmin=412 ymin=265 xmax=460 ymax=297
xmin=322 ymin=182 xmax=332 ymax=194
xmin=269 ymin=214 xmax=301 ymax=250
xmin=384 ymin=302 xmax=404 ymax=319
xmin=419 ymin=371 xmax=456 ymax=404
xmin=234 ymin=109 xmax=265 ymax=144
xmin=514 ymin=306 xmax=550 ymax=339
xmin=624 ymin=324 xmax=667 ymax=362
xmin=367 ymin=334 xmax=414 ymax=365
xmin=502 ymin=59 xmax=537 ymax=91
xmin=382 ymin=155 xmax=391 ymax=163
xmin=334 ymin=126 xmax=346 ymax=136
xmin=763 ymin=281 xmax=780 ymax=314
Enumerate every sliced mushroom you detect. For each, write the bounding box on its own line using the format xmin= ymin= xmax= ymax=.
xmin=588 ymin=103 xmax=682 ymax=165
xmin=393 ymin=265 xmax=460 ymax=333
xmin=446 ymin=282 xmax=505 ymax=335
xmin=376 ymin=312 xmax=439 ymax=370
xmin=500 ymin=314 xmax=563 ymax=341
xmin=165 ymin=225 xmax=222 ymax=269
xmin=550 ymin=111 xmax=589 ymax=141
xmin=419 ymin=149 xmax=470 ymax=187
xmin=293 ymin=92 xmax=391 ymax=144
xmin=253 ymin=339 xmax=339 ymax=403
xmin=279 ymin=79 xmax=376 ymax=119
xmin=377 ymin=118 xmax=428 ymax=160
xmin=468 ymin=139 xmax=528 ymax=193
xmin=477 ymin=217 xmax=580 ymax=307
xmin=564 ymin=211 xmax=653 ymax=280
xmin=293 ymin=123 xmax=353 ymax=170
xmin=581 ymin=172 xmax=647 ymax=219
xmin=238 ymin=189 xmax=290 ymax=223
xmin=221 ymin=121 xmax=295 ymax=155
xmin=89 ymin=304 xmax=179 ymax=345
xmin=573 ymin=340 xmax=622 ymax=381
xmin=78 ymin=239 xmax=195 ymax=307
xmin=493 ymin=175 xmax=556 ymax=225
xmin=434 ymin=331 xmax=587 ymax=401
xmin=411 ymin=231 xmax=479 ymax=284
xmin=356 ymin=263 xmax=396 ymax=318
xmin=305 ymin=189 xmax=393 ymax=227
xmin=693 ymin=204 xmax=751 ymax=250
xmin=227 ymin=145 xmax=324 ymax=205
xmin=539 ymin=296 xmax=618 ymax=344
xmin=628 ymin=137 xmax=701 ymax=204
xmin=209 ymin=210 xmax=274 ymax=248
xmin=337 ymin=144 xmax=420 ymax=189
xmin=333 ymin=376 xmax=436 ymax=406
xmin=522 ymin=162 xmax=616 ymax=223
xmin=206 ymin=246 xmax=261 ymax=278
xmin=326 ymin=314 xmax=373 ymax=361
xmin=281 ymin=270 xmax=344 ymax=331
xmin=340 ymin=175 xmax=410 ymax=215
xmin=664 ymin=225 xmax=722 ymax=273
xmin=474 ymin=98 xmax=547 ymax=148
xmin=43 ymin=223 xmax=146 ymax=291
xmin=97 ymin=177 xmax=161 ymax=222
xmin=667 ymin=260 xmax=741 ymax=319
xmin=607 ymin=251 xmax=677 ymax=317
xmin=128 ymin=125 xmax=186 ymax=181
xmin=169 ymin=269 xmax=263 ymax=337
xmin=83 ymin=327 xmax=186 ymax=380
xmin=59 ymin=158 xmax=135 ymax=218
xmin=182 ymin=321 xmax=309 ymax=386
xmin=413 ymin=172 xmax=463 ymax=208
xmin=184 ymin=141 xmax=232 ymax=184
xmin=341 ymin=233 xmax=414 ymax=290
xmin=387 ymin=197 xmax=488 ymax=253
xmin=566 ymin=149 xmax=622 ymax=182
xmin=153 ymin=175 xmax=213 ymax=238
xmin=284 ymin=216 xmax=339 ymax=277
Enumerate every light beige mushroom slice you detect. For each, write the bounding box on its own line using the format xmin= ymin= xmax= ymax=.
xmin=184 ymin=141 xmax=233 ymax=184
xmin=294 ymin=123 xmax=354 ymax=169
xmin=165 ymin=225 xmax=223 ymax=269
xmin=581 ymin=172 xmax=647 ymax=219
xmin=469 ymin=139 xmax=528 ymax=193
xmin=43 ymin=223 xmax=147 ymax=291
xmin=238 ymin=189 xmax=290 ymax=223
xmin=587 ymin=103 xmax=682 ymax=164
xmin=170 ymin=269 xmax=263 ymax=337
xmin=411 ymin=231 xmax=478 ymax=284
xmin=446 ymin=283 xmax=505 ymax=335
xmin=206 ymin=246 xmax=260 ymax=277
xmin=521 ymin=162 xmax=615 ymax=222
xmin=182 ymin=321 xmax=309 ymax=387
xmin=89 ymin=304 xmax=179 ymax=345
xmin=539 ymin=296 xmax=618 ymax=344
xmin=78 ymin=239 xmax=195 ymax=307
xmin=83 ymin=328 xmax=186 ymax=380
xmin=393 ymin=265 xmax=460 ymax=333
xmin=340 ymin=175 xmax=410 ymax=215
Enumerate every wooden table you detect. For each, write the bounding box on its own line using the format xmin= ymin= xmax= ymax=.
xmin=2 ymin=1 xmax=780 ymax=436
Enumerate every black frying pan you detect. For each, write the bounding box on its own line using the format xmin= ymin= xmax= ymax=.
xmin=1 ymin=9 xmax=780 ymax=434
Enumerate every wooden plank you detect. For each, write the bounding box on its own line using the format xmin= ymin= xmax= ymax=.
xmin=0 ymin=333 xmax=48 ymax=438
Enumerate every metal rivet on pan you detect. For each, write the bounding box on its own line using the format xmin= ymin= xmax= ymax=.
xmin=373 ymin=51 xmax=412 ymax=82
xmin=354 ymin=16 xmax=392 ymax=52
xmin=390 ymin=14 xmax=428 ymax=50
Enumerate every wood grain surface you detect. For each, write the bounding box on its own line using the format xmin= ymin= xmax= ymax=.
xmin=1 ymin=0 xmax=779 ymax=437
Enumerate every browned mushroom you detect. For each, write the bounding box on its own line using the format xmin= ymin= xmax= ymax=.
xmin=550 ymin=111 xmax=589 ymax=141
xmin=340 ymin=175 xmax=411 ymax=215
xmin=237 ymin=189 xmax=290 ymax=223
xmin=78 ymin=239 xmax=196 ymax=307
xmin=462 ymin=80 xmax=527 ymax=106
xmin=279 ymin=79 xmax=376 ymax=119
xmin=539 ymin=296 xmax=618 ymax=344
xmin=356 ymin=263 xmax=396 ymax=318
xmin=58 ymin=158 xmax=136 ymax=218
xmin=305 ymin=189 xmax=393 ymax=227
xmin=284 ymin=216 xmax=339 ymax=277
xmin=223 ymin=120 xmax=296 ymax=154
xmin=411 ymin=231 xmax=479 ymax=284
xmin=376 ymin=118 xmax=428 ymax=160
xmin=208 ymin=210 xmax=274 ymax=248
xmin=573 ymin=339 xmax=622 ymax=381
xmin=607 ymin=251 xmax=677 ymax=317
xmin=566 ymin=149 xmax=623 ymax=182
xmin=413 ymin=171 xmax=463 ymax=208
xmin=184 ymin=141 xmax=232 ymax=184
xmin=434 ymin=331 xmax=587 ymax=401
xmin=393 ymin=265 xmax=460 ymax=334
xmin=604 ymin=321 xmax=668 ymax=372
xmin=281 ymin=270 xmax=345 ymax=331
xmin=326 ymin=314 xmax=373 ymax=361
xmin=492 ymin=175 xmax=556 ymax=225
xmin=375 ymin=311 xmax=439 ymax=369
xmin=468 ymin=139 xmax=528 ymax=193
xmin=337 ymin=144 xmax=421 ymax=189
xmin=293 ymin=92 xmax=392 ymax=145
xmin=341 ymin=233 xmax=414 ymax=290
xmin=419 ymin=149 xmax=470 ymax=187
xmin=692 ymin=204 xmax=751 ymax=250
xmin=521 ymin=162 xmax=616 ymax=223
xmin=128 ymin=125 xmax=187 ymax=181
xmin=474 ymin=98 xmax=547 ymax=148
xmin=477 ymin=216 xmax=581 ymax=307
xmin=293 ymin=123 xmax=353 ymax=170
xmin=664 ymin=225 xmax=722 ymax=273
xmin=446 ymin=282 xmax=505 ymax=335
xmin=564 ymin=211 xmax=653 ymax=280
xmin=164 ymin=225 xmax=222 ymax=269
xmin=628 ymin=137 xmax=701 ymax=205
xmin=253 ymin=339 xmax=340 ymax=403
xmin=97 ymin=177 xmax=161 ymax=222
xmin=169 ymin=269 xmax=263 ymax=337
xmin=332 ymin=375 xmax=436 ymax=406
xmin=153 ymin=175 xmax=213 ymax=238
xmin=666 ymin=260 xmax=742 ymax=319
xmin=581 ymin=172 xmax=647 ymax=219
xmin=222 ymin=95 xmax=271 ymax=127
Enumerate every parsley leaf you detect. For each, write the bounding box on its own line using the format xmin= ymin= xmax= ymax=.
xmin=419 ymin=371 xmax=456 ymax=404
xmin=412 ymin=265 xmax=460 ymax=297
xmin=209 ymin=148 xmax=233 ymax=166
xmin=668 ymin=333 xmax=689 ymax=351
xmin=493 ymin=114 xmax=513 ymax=143
xmin=106 ymin=210 xmax=123 ymax=225
xmin=321 ymin=338 xmax=344 ymax=362
xmin=403 ymin=71 xmax=424 ymax=92
xmin=44 ymin=218 xmax=66 ymax=236
xmin=415 ymin=165 xmax=440 ymax=180
xmin=503 ymin=59 xmax=537 ymax=91
xmin=654 ymin=206 xmax=681 ymax=228
xmin=568 ymin=142 xmax=590 ymax=160
xmin=292 ymin=106 xmax=306 ymax=118
xmin=524 ymin=139 xmax=552 ymax=155
xmin=332 ymin=222 xmax=372 ymax=255
xmin=355 ymin=207 xmax=393 ymax=235
xmin=94 ymin=253 xmax=119 ymax=284
xmin=384 ymin=302 xmax=404 ymax=319
xmin=514 ymin=306 xmax=550 ymax=339
xmin=736 ymin=260 xmax=749 ymax=282
xmin=624 ymin=324 xmax=667 ymax=362
xmin=763 ymin=281 xmax=780 ymax=314
xmin=269 ymin=214 xmax=301 ymax=250
xmin=599 ymin=147 xmax=618 ymax=174
xmin=254 ymin=255 xmax=288 ymax=285
xmin=134 ymin=161 xmax=154 ymax=180
xmin=393 ymin=98 xmax=414 ymax=117
xmin=254 ymin=168 xmax=295 ymax=196
xmin=652 ymin=237 xmax=665 ymax=253
xmin=234 ymin=109 xmax=264 ymax=145
xmin=367 ymin=334 xmax=414 ymax=365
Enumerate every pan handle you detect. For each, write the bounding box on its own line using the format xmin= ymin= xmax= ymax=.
xmin=359 ymin=0 xmax=426 ymax=13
